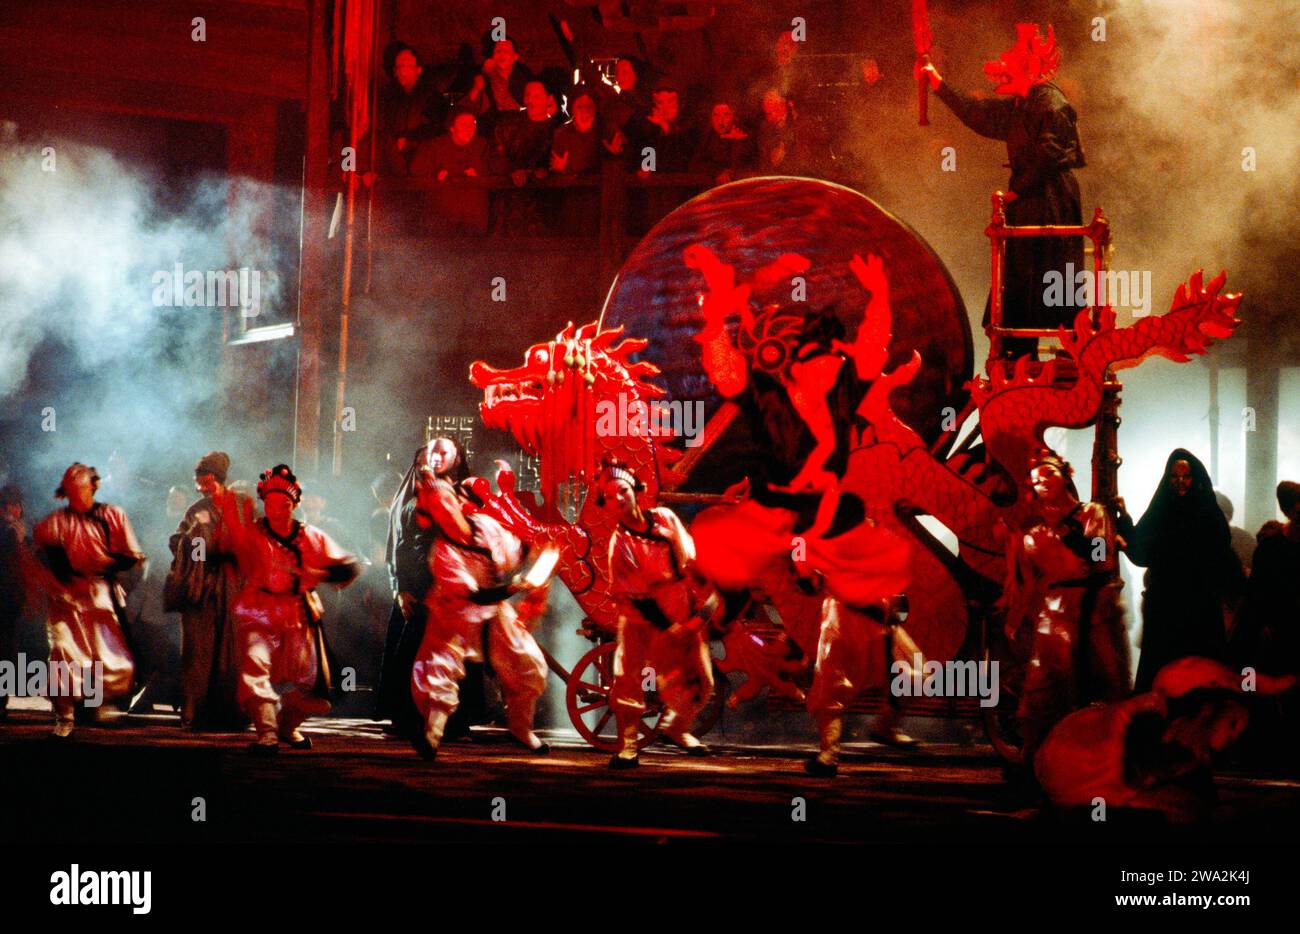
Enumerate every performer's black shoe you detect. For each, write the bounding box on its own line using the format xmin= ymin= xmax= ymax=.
xmin=281 ymin=734 xmax=313 ymax=750
xmin=410 ymin=734 xmax=438 ymax=761
xmin=608 ymin=753 xmax=640 ymax=770
xmin=804 ymin=756 xmax=838 ymax=778
xmin=247 ymin=741 xmax=279 ymax=757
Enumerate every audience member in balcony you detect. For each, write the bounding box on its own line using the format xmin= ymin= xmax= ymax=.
xmin=626 ymin=79 xmax=693 ymax=175
xmin=756 ymin=87 xmax=805 ymax=174
xmin=411 ymin=109 xmax=490 ymax=232
xmin=601 ymin=57 xmax=652 ymax=143
xmin=412 ymin=109 xmax=489 ymax=181
xmin=492 ymin=79 xmax=561 ymax=187
xmin=376 ymin=43 xmax=446 ymax=177
xmin=466 ymin=36 xmax=534 ymax=135
xmin=690 ymin=98 xmax=756 ymax=185
xmin=550 ymin=88 xmax=603 ymax=177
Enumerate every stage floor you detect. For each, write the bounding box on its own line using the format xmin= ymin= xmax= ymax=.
xmin=2 ymin=707 xmax=1297 ymax=844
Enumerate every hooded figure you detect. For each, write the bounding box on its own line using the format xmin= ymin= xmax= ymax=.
xmin=1119 ymin=449 xmax=1245 ymax=692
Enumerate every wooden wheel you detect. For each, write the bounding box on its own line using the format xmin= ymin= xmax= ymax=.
xmin=564 ymin=641 xmax=662 ymax=753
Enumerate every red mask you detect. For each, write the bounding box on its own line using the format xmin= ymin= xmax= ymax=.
xmin=983 ymin=23 xmax=1060 ymax=97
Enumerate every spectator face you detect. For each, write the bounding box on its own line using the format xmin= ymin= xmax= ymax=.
xmin=710 ymin=103 xmax=735 ymax=135
xmin=450 ymin=113 xmax=477 ymax=145
xmin=394 ymin=50 xmax=421 ymax=92
xmin=615 ymin=59 xmax=638 ymax=91
xmin=573 ymin=95 xmax=597 ymax=131
xmin=652 ymin=90 xmax=679 ymax=123
xmin=492 ymin=40 xmax=519 ymax=74
xmin=762 ymin=89 xmax=788 ymax=123
xmin=523 ymin=81 xmax=549 ymax=118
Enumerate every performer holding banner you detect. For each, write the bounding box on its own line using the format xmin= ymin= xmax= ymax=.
xmin=218 ymin=465 xmax=360 ymax=755
xmin=30 ymin=463 xmax=146 ymax=738
xmin=917 ymin=21 xmax=1086 ymax=360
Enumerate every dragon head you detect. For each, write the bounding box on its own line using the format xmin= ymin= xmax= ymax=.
xmin=470 ymin=321 xmax=668 ymax=518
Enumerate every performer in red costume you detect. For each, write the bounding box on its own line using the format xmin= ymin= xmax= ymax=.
xmin=409 ymin=469 xmax=549 ymax=761
xmin=602 ymin=459 xmax=719 ymax=769
xmin=918 ymin=23 xmax=1085 ymax=359
xmin=1035 ymin=658 xmax=1295 ymax=821
xmin=30 ymin=463 xmax=146 ymax=738
xmin=218 ymin=465 xmax=360 ymax=755
xmin=1002 ymin=451 xmax=1130 ymax=765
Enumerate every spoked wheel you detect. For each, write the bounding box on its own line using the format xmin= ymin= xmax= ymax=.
xmin=564 ymin=641 xmax=662 ymax=752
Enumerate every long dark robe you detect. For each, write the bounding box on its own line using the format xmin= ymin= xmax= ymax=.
xmin=376 ymin=447 xmax=484 ymax=735
xmin=376 ymin=496 xmax=435 ymax=731
xmin=935 ymin=80 xmax=1086 ymax=352
xmin=1120 ymin=450 xmax=1244 ymax=692
xmin=1237 ymin=527 xmax=1300 ymax=677
xmin=168 ymin=496 xmax=248 ymax=729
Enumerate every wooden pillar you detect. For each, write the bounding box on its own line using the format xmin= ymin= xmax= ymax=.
xmin=295 ymin=0 xmax=332 ymax=479
xmin=1245 ymin=325 xmax=1280 ymax=531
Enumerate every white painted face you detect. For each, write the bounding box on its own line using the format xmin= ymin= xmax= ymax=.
xmin=602 ymin=476 xmax=638 ymax=518
xmin=428 ymin=438 xmax=459 ymax=477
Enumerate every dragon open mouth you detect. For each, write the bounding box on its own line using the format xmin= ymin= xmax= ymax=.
xmin=483 ymin=378 xmax=546 ymax=408
xmin=471 ymin=360 xmax=550 ymax=453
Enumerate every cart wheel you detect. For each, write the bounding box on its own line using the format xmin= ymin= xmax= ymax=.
xmin=564 ymin=641 xmax=662 ymax=753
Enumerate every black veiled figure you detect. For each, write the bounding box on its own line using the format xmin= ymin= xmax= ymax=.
xmin=1120 ymin=449 xmax=1245 ymax=692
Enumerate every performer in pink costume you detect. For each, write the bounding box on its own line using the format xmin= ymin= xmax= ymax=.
xmin=30 ymin=463 xmax=146 ymax=738
xmin=218 ymin=464 xmax=360 ymax=755
xmin=409 ymin=469 xmax=550 ymax=760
